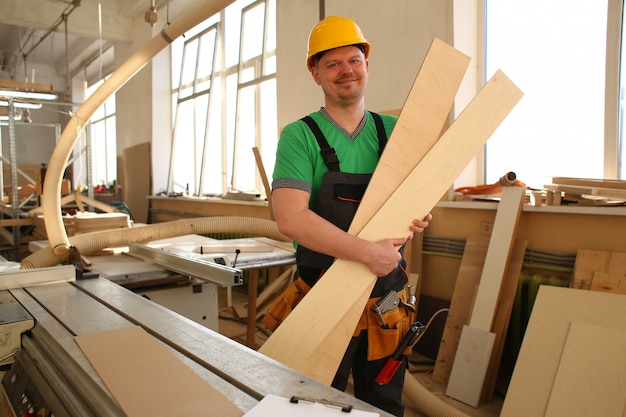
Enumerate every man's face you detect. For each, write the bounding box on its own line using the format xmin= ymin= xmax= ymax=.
xmin=311 ymin=45 xmax=368 ymax=107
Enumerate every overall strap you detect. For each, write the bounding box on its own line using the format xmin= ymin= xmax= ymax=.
xmin=369 ymin=111 xmax=388 ymax=157
xmin=300 ymin=112 xmax=389 ymax=171
xmin=300 ymin=116 xmax=340 ymax=171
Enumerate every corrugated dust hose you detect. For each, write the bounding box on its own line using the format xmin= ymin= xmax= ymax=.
xmin=21 ymin=216 xmax=289 ymax=269
xmin=38 ymin=0 xmax=235 ymax=258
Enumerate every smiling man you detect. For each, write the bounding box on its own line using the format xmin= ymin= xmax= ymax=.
xmin=270 ymin=16 xmax=431 ymax=416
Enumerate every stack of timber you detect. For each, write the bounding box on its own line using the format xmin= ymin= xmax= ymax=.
xmin=544 ymin=177 xmax=626 ymax=205
xmin=29 ymin=192 xmax=131 ymax=239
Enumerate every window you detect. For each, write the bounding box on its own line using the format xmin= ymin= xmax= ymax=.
xmin=484 ymin=0 xmax=621 ymax=188
xmin=167 ymin=0 xmax=277 ymax=196
xmin=86 ymin=77 xmax=117 ymax=190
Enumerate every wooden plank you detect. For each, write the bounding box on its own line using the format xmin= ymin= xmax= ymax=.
xmin=571 ymin=249 xmax=626 ymax=289
xmin=75 ymin=326 xmax=244 ymax=417
xmin=501 ymin=286 xmax=626 ymax=417
xmin=446 ymin=186 xmax=525 ymax=406
xmin=122 ymin=142 xmax=151 ymax=223
xmin=349 ymin=38 xmax=471 ymax=235
xmin=0 ymin=265 xmax=76 ymax=290
xmin=590 ymin=271 xmax=626 ymax=295
xmin=469 ymin=186 xmax=525 ymax=330
xmin=481 ymin=238 xmax=527 ymax=402
xmin=544 ymin=183 xmax=626 ymax=200
xmin=432 ymin=235 xmax=489 ymax=384
xmin=551 ymin=176 xmax=626 ymax=190
xmin=544 ymin=321 xmax=626 ymax=417
xmin=259 ymin=70 xmax=523 ymax=384
xmin=0 ymin=79 xmax=53 ymax=93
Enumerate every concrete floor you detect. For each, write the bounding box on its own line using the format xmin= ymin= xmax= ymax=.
xmin=218 ymin=286 xmax=503 ymax=417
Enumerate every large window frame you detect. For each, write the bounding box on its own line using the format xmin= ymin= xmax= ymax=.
xmin=167 ymin=0 xmax=276 ymax=197
xmin=454 ymin=0 xmax=625 ymax=190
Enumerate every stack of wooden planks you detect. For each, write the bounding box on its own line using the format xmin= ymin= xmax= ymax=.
xmin=544 ymin=177 xmax=626 ymax=205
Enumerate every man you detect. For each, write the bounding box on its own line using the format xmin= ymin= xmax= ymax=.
xmin=271 ymin=16 xmax=431 ymax=416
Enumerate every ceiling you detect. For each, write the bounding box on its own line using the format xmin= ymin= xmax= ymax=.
xmin=0 ymin=0 xmax=170 ymax=83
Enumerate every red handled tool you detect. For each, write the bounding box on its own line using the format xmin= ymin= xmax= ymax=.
xmin=374 ymin=321 xmax=425 ymax=385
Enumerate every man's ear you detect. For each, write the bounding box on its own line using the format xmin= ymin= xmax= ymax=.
xmin=310 ymin=67 xmax=321 ymax=85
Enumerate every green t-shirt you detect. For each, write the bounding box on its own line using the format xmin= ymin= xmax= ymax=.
xmin=272 ymin=110 xmax=397 ymax=205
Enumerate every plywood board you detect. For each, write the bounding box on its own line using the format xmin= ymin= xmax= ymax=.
xmin=446 ymin=186 xmax=525 ymax=406
xmin=75 ymin=326 xmax=243 ymax=417
xmin=501 ymin=286 xmax=626 ymax=417
xmin=571 ymin=249 xmax=626 ymax=289
xmin=481 ymin=239 xmax=527 ymax=402
xmin=348 ymin=38 xmax=471 ymax=235
xmin=590 ymin=271 xmax=626 ymax=294
xmin=259 ymin=70 xmax=523 ymax=384
xmin=469 ymin=186 xmax=525 ymax=330
xmin=432 ymin=235 xmax=489 ymax=384
xmin=445 ymin=326 xmax=495 ymax=408
xmin=544 ymin=321 xmax=626 ymax=417
xmin=122 ymin=142 xmax=151 ymax=224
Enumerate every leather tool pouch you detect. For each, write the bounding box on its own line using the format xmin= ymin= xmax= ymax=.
xmin=366 ymin=292 xmax=416 ymax=361
xmin=261 ymin=276 xmax=311 ymax=332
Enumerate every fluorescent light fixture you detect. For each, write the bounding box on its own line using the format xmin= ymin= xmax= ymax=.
xmin=0 ymin=100 xmax=42 ymax=109
xmin=0 ymin=89 xmax=58 ymax=100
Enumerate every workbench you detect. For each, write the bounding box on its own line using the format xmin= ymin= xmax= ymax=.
xmin=0 ymin=277 xmax=390 ymax=416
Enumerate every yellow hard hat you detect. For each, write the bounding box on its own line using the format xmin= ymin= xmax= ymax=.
xmin=306 ymin=16 xmax=370 ymax=69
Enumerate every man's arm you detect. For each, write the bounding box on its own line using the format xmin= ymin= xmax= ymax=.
xmin=272 ymin=187 xmax=414 ymax=277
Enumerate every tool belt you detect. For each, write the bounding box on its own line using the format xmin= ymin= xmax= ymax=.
xmin=262 ymin=278 xmax=415 ymax=361
xmin=362 ymin=289 xmax=415 ymax=361
xmin=261 ymin=276 xmax=311 ymax=332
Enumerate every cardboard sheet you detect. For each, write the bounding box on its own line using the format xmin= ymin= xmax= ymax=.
xmin=75 ymin=326 xmax=243 ymax=417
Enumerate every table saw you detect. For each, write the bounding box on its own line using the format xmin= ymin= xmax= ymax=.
xmin=1 ymin=237 xmax=391 ymax=416
xmin=0 ymin=275 xmax=389 ymax=416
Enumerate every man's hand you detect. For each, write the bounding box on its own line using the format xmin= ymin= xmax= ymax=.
xmin=408 ymin=213 xmax=432 ymax=238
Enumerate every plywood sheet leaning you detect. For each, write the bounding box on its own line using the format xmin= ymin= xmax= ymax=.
xmin=446 ymin=186 xmax=525 ymax=406
xmin=543 ymin=321 xmax=626 ymax=417
xmin=501 ymin=285 xmax=626 ymax=417
xmin=259 ymin=70 xmax=523 ymax=384
xmin=75 ymin=326 xmax=243 ymax=417
xmin=571 ymin=249 xmax=626 ymax=289
xmin=480 ymin=238 xmax=526 ymax=402
xmin=432 ymin=235 xmax=490 ymax=384
xmin=431 ymin=235 xmax=527 ymax=401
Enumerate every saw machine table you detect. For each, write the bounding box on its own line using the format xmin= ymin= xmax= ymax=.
xmin=0 ymin=278 xmax=390 ymax=417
